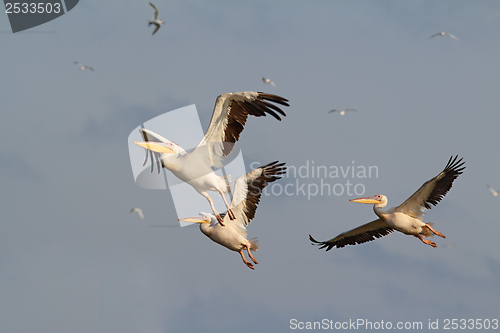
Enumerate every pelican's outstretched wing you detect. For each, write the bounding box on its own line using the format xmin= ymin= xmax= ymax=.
xmin=229 ymin=161 xmax=286 ymax=229
xmin=397 ymin=155 xmax=465 ymax=219
xmin=150 ymin=2 xmax=159 ymax=20
xmin=309 ymin=219 xmax=393 ymax=251
xmin=194 ymin=92 xmax=288 ymax=166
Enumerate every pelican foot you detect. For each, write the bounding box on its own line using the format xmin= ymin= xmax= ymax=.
xmin=426 ymin=224 xmax=446 ymax=238
xmin=245 ymin=262 xmax=255 ymax=270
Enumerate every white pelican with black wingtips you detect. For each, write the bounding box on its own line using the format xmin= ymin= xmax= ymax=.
xmin=179 ymin=161 xmax=286 ymax=270
xmin=134 ymin=92 xmax=288 ymax=225
xmin=310 ymin=156 xmax=465 ymax=250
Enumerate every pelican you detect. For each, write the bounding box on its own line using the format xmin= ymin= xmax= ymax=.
xmin=487 ymin=184 xmax=498 ymax=197
xmin=148 ymin=2 xmax=164 ymax=35
xmin=310 ymin=156 xmax=465 ymax=250
xmin=134 ymin=91 xmax=288 ymax=225
xmin=130 ymin=208 xmax=145 ymax=220
xmin=179 ymin=161 xmax=286 ymax=270
xmin=262 ymin=77 xmax=276 ymax=87
xmin=429 ymin=32 xmax=459 ymax=40
xmin=328 ymin=108 xmax=356 ymax=116
xmin=74 ymin=61 xmax=94 ymax=71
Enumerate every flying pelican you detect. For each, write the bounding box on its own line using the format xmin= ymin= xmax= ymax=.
xmin=262 ymin=77 xmax=276 ymax=87
xmin=487 ymin=184 xmax=498 ymax=197
xmin=179 ymin=161 xmax=286 ymax=270
xmin=130 ymin=208 xmax=145 ymax=220
xmin=328 ymin=108 xmax=357 ymax=116
xmin=310 ymin=156 xmax=465 ymax=250
xmin=429 ymin=32 xmax=460 ymax=40
xmin=74 ymin=61 xmax=94 ymax=71
xmin=134 ymin=91 xmax=288 ymax=225
xmin=148 ymin=2 xmax=164 ymax=35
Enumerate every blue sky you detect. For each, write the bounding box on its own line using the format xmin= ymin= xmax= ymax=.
xmin=1 ymin=1 xmax=499 ymax=332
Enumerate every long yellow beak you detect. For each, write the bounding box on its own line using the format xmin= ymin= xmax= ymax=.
xmin=133 ymin=141 xmax=175 ymax=154
xmin=349 ymin=196 xmax=381 ymax=204
xmin=178 ymin=217 xmax=210 ymax=224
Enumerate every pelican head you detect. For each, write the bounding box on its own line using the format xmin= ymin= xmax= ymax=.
xmin=350 ymin=194 xmax=387 ymax=207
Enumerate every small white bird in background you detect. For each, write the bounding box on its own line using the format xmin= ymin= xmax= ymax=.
xmin=74 ymin=61 xmax=94 ymax=71
xmin=130 ymin=208 xmax=145 ymax=220
xmin=487 ymin=184 xmax=498 ymax=197
xmin=429 ymin=32 xmax=460 ymax=40
xmin=179 ymin=161 xmax=286 ymax=270
xmin=148 ymin=2 xmax=164 ymax=35
xmin=310 ymin=156 xmax=465 ymax=250
xmin=328 ymin=108 xmax=357 ymax=116
xmin=262 ymin=77 xmax=276 ymax=87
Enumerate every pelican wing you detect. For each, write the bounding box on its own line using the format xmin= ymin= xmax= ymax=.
xmin=397 ymin=155 xmax=465 ymax=219
xmin=309 ymin=219 xmax=393 ymax=251
xmin=195 ymin=92 xmax=288 ymax=166
xmin=429 ymin=33 xmax=442 ymax=39
xmin=446 ymin=33 xmax=459 ymax=40
xmin=229 ymin=161 xmax=286 ymax=228
xmin=150 ymin=2 xmax=159 ymax=20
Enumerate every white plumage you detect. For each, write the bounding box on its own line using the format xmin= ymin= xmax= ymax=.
xmin=310 ymin=156 xmax=465 ymax=250
xmin=179 ymin=161 xmax=286 ymax=269
xmin=134 ymin=91 xmax=288 ymax=225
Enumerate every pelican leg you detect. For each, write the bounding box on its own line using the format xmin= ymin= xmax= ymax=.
xmin=201 ymin=192 xmax=224 ymax=226
xmin=239 ymin=250 xmax=254 ymax=270
xmin=218 ymin=190 xmax=235 ymax=220
xmin=415 ymin=234 xmax=437 ymax=248
xmin=425 ymin=224 xmax=446 ymax=238
xmin=246 ymin=246 xmax=259 ymax=265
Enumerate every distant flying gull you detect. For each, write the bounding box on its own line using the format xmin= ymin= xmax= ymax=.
xmin=148 ymin=2 xmax=164 ymax=35
xmin=134 ymin=91 xmax=288 ymax=225
xmin=130 ymin=208 xmax=145 ymax=219
xmin=310 ymin=156 xmax=465 ymax=250
xmin=74 ymin=61 xmax=94 ymax=71
xmin=262 ymin=77 xmax=276 ymax=87
xmin=179 ymin=161 xmax=286 ymax=270
xmin=429 ymin=32 xmax=459 ymax=40
xmin=328 ymin=108 xmax=356 ymax=116
xmin=487 ymin=184 xmax=498 ymax=197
